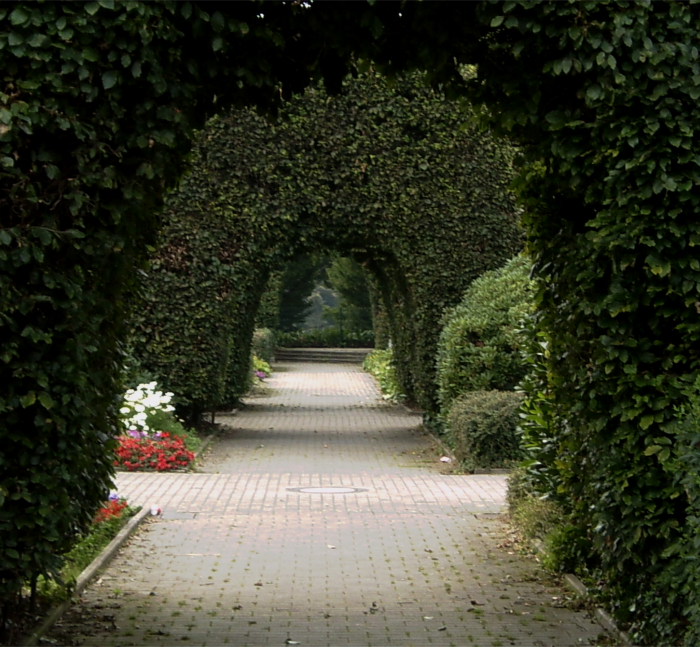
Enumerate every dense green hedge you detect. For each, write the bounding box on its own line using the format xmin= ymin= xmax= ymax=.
xmin=3 ymin=2 xmax=700 ymax=642
xmin=0 ymin=1 xmax=227 ymax=619
xmin=436 ymin=255 xmax=534 ymax=414
xmin=131 ymin=71 xmax=521 ymax=417
xmin=472 ymin=3 xmax=700 ymax=642
xmin=447 ymin=390 xmax=524 ymax=472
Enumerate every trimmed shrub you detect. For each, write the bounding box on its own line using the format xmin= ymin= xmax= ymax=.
xmin=446 ymin=390 xmax=524 ymax=471
xmin=436 ymin=255 xmax=534 ymax=414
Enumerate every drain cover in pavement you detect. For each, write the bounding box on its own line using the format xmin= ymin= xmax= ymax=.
xmin=287 ymin=486 xmax=368 ymax=494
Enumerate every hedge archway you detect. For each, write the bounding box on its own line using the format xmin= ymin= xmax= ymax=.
xmin=2 ymin=2 xmax=700 ymax=642
xmin=130 ymin=72 xmax=522 ymax=419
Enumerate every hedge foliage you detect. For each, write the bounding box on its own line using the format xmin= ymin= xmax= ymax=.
xmin=131 ymin=71 xmax=522 ymax=417
xmin=471 ymin=3 xmax=700 ymax=642
xmin=3 ymin=2 xmax=700 ymax=642
xmin=436 ymin=255 xmax=534 ymax=414
xmin=0 ymin=1 xmax=228 ymax=615
xmin=363 ymin=349 xmax=406 ymax=403
xmin=3 ymin=0 xmax=478 ymax=617
xmin=446 ymin=390 xmax=524 ymax=472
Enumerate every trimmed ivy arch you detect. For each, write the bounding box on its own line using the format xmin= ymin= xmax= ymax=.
xmin=130 ymin=72 xmax=521 ymax=418
xmin=2 ymin=2 xmax=700 ymax=642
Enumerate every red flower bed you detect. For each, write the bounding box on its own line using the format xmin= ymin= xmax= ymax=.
xmin=114 ymin=432 xmax=195 ymax=471
xmin=94 ymin=498 xmax=128 ymax=524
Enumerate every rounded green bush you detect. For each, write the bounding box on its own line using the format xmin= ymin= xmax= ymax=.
xmin=446 ymin=390 xmax=524 ymax=471
xmin=436 ymin=255 xmax=534 ymax=413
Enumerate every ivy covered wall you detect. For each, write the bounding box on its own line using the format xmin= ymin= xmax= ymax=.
xmin=132 ymin=72 xmax=522 ymax=417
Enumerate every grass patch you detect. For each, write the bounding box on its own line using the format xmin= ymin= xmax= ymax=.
xmin=36 ymin=504 xmax=140 ymax=602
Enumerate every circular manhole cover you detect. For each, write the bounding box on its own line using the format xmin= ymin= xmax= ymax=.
xmin=287 ymin=486 xmax=368 ymax=494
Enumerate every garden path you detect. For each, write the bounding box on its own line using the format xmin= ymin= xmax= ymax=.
xmin=47 ymin=361 xmax=607 ymax=646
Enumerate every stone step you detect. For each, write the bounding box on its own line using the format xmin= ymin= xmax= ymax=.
xmin=274 ymin=347 xmax=374 ymax=364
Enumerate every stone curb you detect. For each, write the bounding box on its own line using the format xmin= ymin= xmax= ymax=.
xmin=21 ymin=506 xmax=151 ymax=647
xmin=187 ymin=433 xmax=217 ymax=470
xmin=560 ymin=573 xmax=634 ymax=646
xmin=528 ymin=540 xmax=634 ymax=646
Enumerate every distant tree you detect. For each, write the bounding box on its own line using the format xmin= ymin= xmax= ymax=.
xmin=278 ymin=255 xmax=329 ymax=331
xmin=324 ymin=257 xmax=373 ymax=333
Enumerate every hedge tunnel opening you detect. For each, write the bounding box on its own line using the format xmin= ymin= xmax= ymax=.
xmin=128 ymin=72 xmax=523 ymax=421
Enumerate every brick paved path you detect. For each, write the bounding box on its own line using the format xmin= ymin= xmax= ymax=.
xmin=48 ymin=362 xmax=606 ymax=646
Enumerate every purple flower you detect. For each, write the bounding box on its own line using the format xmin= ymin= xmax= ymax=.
xmin=255 ymin=371 xmax=266 ymax=380
xmin=127 ymin=429 xmax=141 ymax=438
xmin=108 ymin=492 xmax=119 ymax=501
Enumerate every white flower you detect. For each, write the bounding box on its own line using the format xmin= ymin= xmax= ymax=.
xmin=119 ymin=407 xmax=131 ymax=414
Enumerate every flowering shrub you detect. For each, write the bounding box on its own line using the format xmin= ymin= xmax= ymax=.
xmin=114 ymin=432 xmax=195 ymax=471
xmin=93 ymin=495 xmax=128 ymax=524
xmin=119 ymin=381 xmax=175 ymax=434
xmin=116 ymin=381 xmax=201 ymax=470
xmin=252 ymin=355 xmax=271 ymax=378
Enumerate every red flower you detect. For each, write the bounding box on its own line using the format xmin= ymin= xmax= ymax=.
xmin=94 ymin=499 xmax=128 ymax=524
xmin=114 ymin=434 xmax=195 ymax=472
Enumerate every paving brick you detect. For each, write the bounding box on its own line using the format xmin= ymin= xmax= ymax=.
xmin=47 ymin=361 xmax=607 ymax=646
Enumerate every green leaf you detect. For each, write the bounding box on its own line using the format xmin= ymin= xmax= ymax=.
xmin=10 ymin=6 xmax=29 ymax=26
xmin=85 ymin=2 xmax=100 ymax=16
xmin=644 ymin=445 xmax=662 ymax=456
xmin=212 ymin=36 xmax=224 ymax=52
xmin=640 ymin=416 xmax=655 ymax=430
xmin=83 ymin=47 xmax=99 ymax=62
xmin=20 ymin=392 xmax=37 ymax=408
xmin=38 ymin=393 xmax=54 ymax=410
xmin=586 ymin=85 xmax=602 ymax=101
xmin=102 ymin=71 xmax=118 ymax=89
xmin=211 ymin=11 xmax=225 ymax=33
xmin=490 ymin=15 xmax=504 ymax=27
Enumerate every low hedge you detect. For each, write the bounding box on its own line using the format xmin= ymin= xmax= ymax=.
xmin=276 ymin=329 xmax=374 ymax=348
xmin=436 ymin=255 xmax=534 ymax=414
xmin=446 ymin=390 xmax=524 ymax=472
